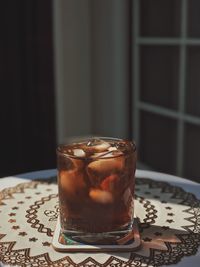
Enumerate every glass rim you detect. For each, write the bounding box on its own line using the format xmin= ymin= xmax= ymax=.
xmin=56 ymin=136 xmax=136 ymax=160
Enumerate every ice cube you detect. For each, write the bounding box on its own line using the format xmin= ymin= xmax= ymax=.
xmin=100 ymin=174 xmax=126 ymax=198
xmin=89 ymin=189 xmax=113 ymax=204
xmin=91 ymin=150 xmax=112 ymax=159
xmin=85 ymin=139 xmax=110 ymax=152
xmin=87 ymin=157 xmax=124 ymax=175
xmin=93 ymin=141 xmax=110 ymax=151
xmin=100 ymin=174 xmax=119 ymax=192
xmin=108 ymin=146 xmax=117 ymax=151
xmin=73 ymin=148 xmax=85 ymax=157
xmin=59 ymin=170 xmax=87 ymax=198
xmin=100 ymin=150 xmax=123 ymax=158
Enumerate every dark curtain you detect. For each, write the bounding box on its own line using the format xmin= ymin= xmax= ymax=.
xmin=0 ymin=0 xmax=56 ymax=177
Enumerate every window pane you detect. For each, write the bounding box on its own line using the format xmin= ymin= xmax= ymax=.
xmin=140 ymin=0 xmax=181 ymax=37
xmin=188 ymin=0 xmax=200 ymax=37
xmin=140 ymin=46 xmax=179 ymax=110
xmin=184 ymin=123 xmax=200 ymax=182
xmin=185 ymin=47 xmax=200 ymax=117
xmin=139 ymin=111 xmax=177 ymax=174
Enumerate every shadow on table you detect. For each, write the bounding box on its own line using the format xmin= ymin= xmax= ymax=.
xmin=109 ymin=223 xmax=200 ymax=266
xmin=15 ymin=169 xmax=57 ymax=180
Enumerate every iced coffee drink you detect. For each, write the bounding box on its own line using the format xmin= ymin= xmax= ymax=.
xmin=57 ymin=137 xmax=136 ymax=243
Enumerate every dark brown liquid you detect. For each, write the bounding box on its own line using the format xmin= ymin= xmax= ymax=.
xmin=57 ymin=138 xmax=136 ymax=233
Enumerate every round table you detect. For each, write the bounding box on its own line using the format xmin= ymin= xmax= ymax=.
xmin=0 ymin=169 xmax=200 ymax=267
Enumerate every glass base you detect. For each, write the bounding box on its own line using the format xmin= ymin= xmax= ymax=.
xmin=61 ymin=220 xmax=134 ymax=245
xmin=52 ymin=217 xmax=141 ymax=252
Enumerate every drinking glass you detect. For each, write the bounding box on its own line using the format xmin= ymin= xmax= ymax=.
xmin=57 ymin=137 xmax=137 ymax=244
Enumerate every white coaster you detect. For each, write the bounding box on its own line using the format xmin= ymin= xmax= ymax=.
xmin=52 ymin=217 xmax=141 ymax=252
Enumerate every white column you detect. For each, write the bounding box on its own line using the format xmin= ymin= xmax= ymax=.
xmin=53 ymin=0 xmax=130 ymax=143
xmin=53 ymin=0 xmax=92 ymax=144
xmin=90 ymin=0 xmax=130 ymax=139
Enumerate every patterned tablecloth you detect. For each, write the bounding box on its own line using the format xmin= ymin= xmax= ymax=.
xmin=0 ymin=169 xmax=200 ymax=267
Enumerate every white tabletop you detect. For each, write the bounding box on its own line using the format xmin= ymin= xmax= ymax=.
xmin=0 ymin=169 xmax=200 ymax=267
